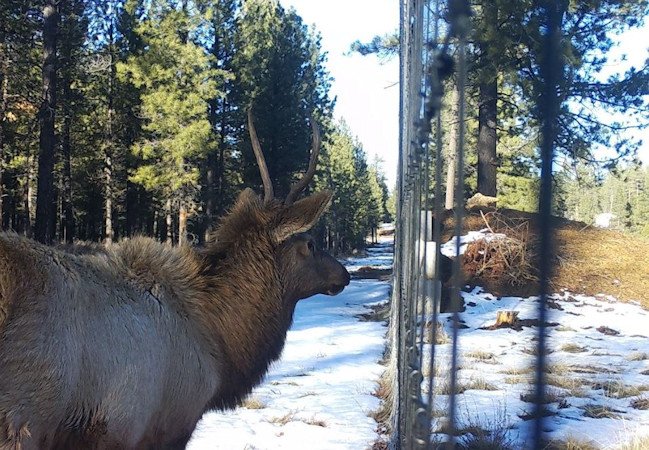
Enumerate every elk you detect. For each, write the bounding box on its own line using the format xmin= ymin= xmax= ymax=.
xmin=0 ymin=108 xmax=350 ymax=450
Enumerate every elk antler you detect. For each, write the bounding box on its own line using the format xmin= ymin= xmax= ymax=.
xmin=284 ymin=117 xmax=321 ymax=206
xmin=247 ymin=107 xmax=274 ymax=204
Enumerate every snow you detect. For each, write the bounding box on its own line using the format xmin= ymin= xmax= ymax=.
xmin=187 ymin=240 xmax=392 ymax=450
xmin=342 ymin=242 xmax=394 ymax=273
xmin=595 ymin=212 xmax=617 ymax=228
xmin=440 ymin=228 xmax=507 ymax=258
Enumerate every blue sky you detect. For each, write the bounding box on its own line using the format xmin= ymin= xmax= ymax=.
xmin=280 ymin=1 xmax=648 ymax=187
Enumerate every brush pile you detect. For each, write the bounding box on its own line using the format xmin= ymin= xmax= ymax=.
xmin=461 ymin=211 xmax=538 ymax=287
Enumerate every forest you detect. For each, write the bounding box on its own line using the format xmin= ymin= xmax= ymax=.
xmin=0 ymin=0 xmax=391 ymax=253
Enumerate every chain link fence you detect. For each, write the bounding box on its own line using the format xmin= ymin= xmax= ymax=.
xmin=389 ymin=0 xmax=562 ymax=448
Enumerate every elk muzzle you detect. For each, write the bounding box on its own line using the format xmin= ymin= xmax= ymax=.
xmin=321 ymin=252 xmax=350 ymax=296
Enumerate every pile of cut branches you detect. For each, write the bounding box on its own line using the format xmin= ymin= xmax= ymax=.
xmin=462 ymin=211 xmax=538 ymax=286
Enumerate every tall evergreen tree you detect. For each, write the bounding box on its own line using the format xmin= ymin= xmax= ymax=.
xmin=123 ymin=0 xmax=224 ymax=245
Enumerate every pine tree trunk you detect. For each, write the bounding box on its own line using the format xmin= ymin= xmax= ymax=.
xmin=204 ymin=151 xmax=216 ymax=240
xmin=0 ymin=167 xmax=3 ymax=228
xmin=104 ymin=151 xmax=113 ymax=244
xmin=0 ymin=36 xmax=7 ymax=225
xmin=476 ymin=3 xmax=498 ymax=198
xmin=61 ymin=78 xmax=74 ymax=243
xmin=217 ymin=135 xmax=226 ymax=208
xmin=178 ymin=203 xmax=188 ymax=246
xmin=153 ymin=209 xmax=158 ymax=240
xmin=26 ymin=156 xmax=36 ymax=236
xmin=35 ymin=1 xmax=59 ymax=244
xmin=445 ymin=83 xmax=459 ymax=210
xmin=166 ymin=198 xmax=173 ymax=245
xmin=204 ymin=17 xmax=229 ymax=240
xmin=104 ymin=25 xmax=116 ymax=244
xmin=125 ymin=180 xmax=137 ymax=237
xmin=477 ymin=77 xmax=498 ymax=197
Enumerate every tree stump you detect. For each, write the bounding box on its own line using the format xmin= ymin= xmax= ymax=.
xmin=494 ymin=310 xmax=519 ymax=327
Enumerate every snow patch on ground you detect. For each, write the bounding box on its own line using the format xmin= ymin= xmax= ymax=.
xmin=343 ymin=243 xmax=394 ymax=273
xmin=440 ymin=228 xmax=507 ymax=258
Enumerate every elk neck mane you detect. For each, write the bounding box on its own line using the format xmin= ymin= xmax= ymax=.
xmin=193 ymin=195 xmax=294 ymax=410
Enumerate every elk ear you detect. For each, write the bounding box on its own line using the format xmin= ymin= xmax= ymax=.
xmin=272 ymin=191 xmax=332 ymax=243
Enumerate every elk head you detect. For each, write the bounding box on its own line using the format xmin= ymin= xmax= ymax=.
xmin=209 ymin=108 xmax=349 ymax=305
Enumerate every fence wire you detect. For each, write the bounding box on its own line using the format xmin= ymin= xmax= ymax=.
xmin=391 ymin=0 xmax=561 ymax=448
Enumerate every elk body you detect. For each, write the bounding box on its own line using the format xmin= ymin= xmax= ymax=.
xmin=0 ymin=111 xmax=349 ymax=450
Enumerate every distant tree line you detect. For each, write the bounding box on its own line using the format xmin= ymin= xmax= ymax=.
xmin=556 ymin=164 xmax=649 ymax=236
xmin=0 ymin=0 xmax=390 ymax=253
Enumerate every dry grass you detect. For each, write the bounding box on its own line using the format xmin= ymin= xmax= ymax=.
xmin=504 ymin=375 xmax=530 ymax=385
xmin=543 ymin=438 xmax=600 ymax=450
xmin=522 ymin=346 xmax=555 ymax=357
xmin=444 ymin=404 xmax=518 ymax=450
xmin=270 ymin=380 xmax=299 ymax=386
xmin=630 ymin=396 xmax=649 ymax=410
xmin=593 ymin=381 xmax=649 ymax=399
xmin=618 ymin=434 xmax=649 ymax=450
xmin=581 ymin=404 xmax=622 ymax=419
xmin=569 ymin=364 xmax=620 ymax=375
xmin=627 ymin=352 xmax=649 ymax=361
xmin=242 ymin=397 xmax=267 ymax=409
xmin=463 ymin=235 xmax=538 ymax=287
xmin=301 ymin=416 xmax=327 ymax=427
xmin=465 ymin=350 xmax=497 ymax=362
xmin=439 ymin=208 xmax=649 ymax=305
xmin=456 ymin=427 xmax=518 ymax=450
xmin=422 ymin=360 xmax=444 ymax=378
xmin=544 ymin=363 xmax=571 ymax=375
xmin=546 ymin=375 xmax=588 ymax=397
xmin=520 ymin=387 xmax=566 ymax=404
xmin=268 ymin=411 xmax=297 ymax=425
xmin=465 ymin=378 xmax=500 ymax=391
xmin=298 ymin=391 xmax=318 ymax=398
xmin=500 ymin=366 xmax=534 ymax=375
xmin=560 ymin=343 xmax=588 ymax=353
xmin=436 ymin=377 xmax=499 ymax=395
xmin=424 ymin=320 xmax=450 ymax=344
xmin=368 ymin=369 xmax=394 ymax=429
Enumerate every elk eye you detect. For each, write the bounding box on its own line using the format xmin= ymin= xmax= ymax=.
xmin=307 ymin=240 xmax=315 ymax=253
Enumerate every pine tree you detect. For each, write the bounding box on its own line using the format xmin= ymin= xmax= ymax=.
xmin=123 ymin=0 xmax=224 ymax=245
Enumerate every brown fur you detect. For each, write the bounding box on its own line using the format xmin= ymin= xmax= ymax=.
xmin=0 ymin=189 xmax=349 ymax=450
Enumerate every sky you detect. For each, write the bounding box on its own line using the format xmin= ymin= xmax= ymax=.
xmin=279 ymin=1 xmax=649 ymax=188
